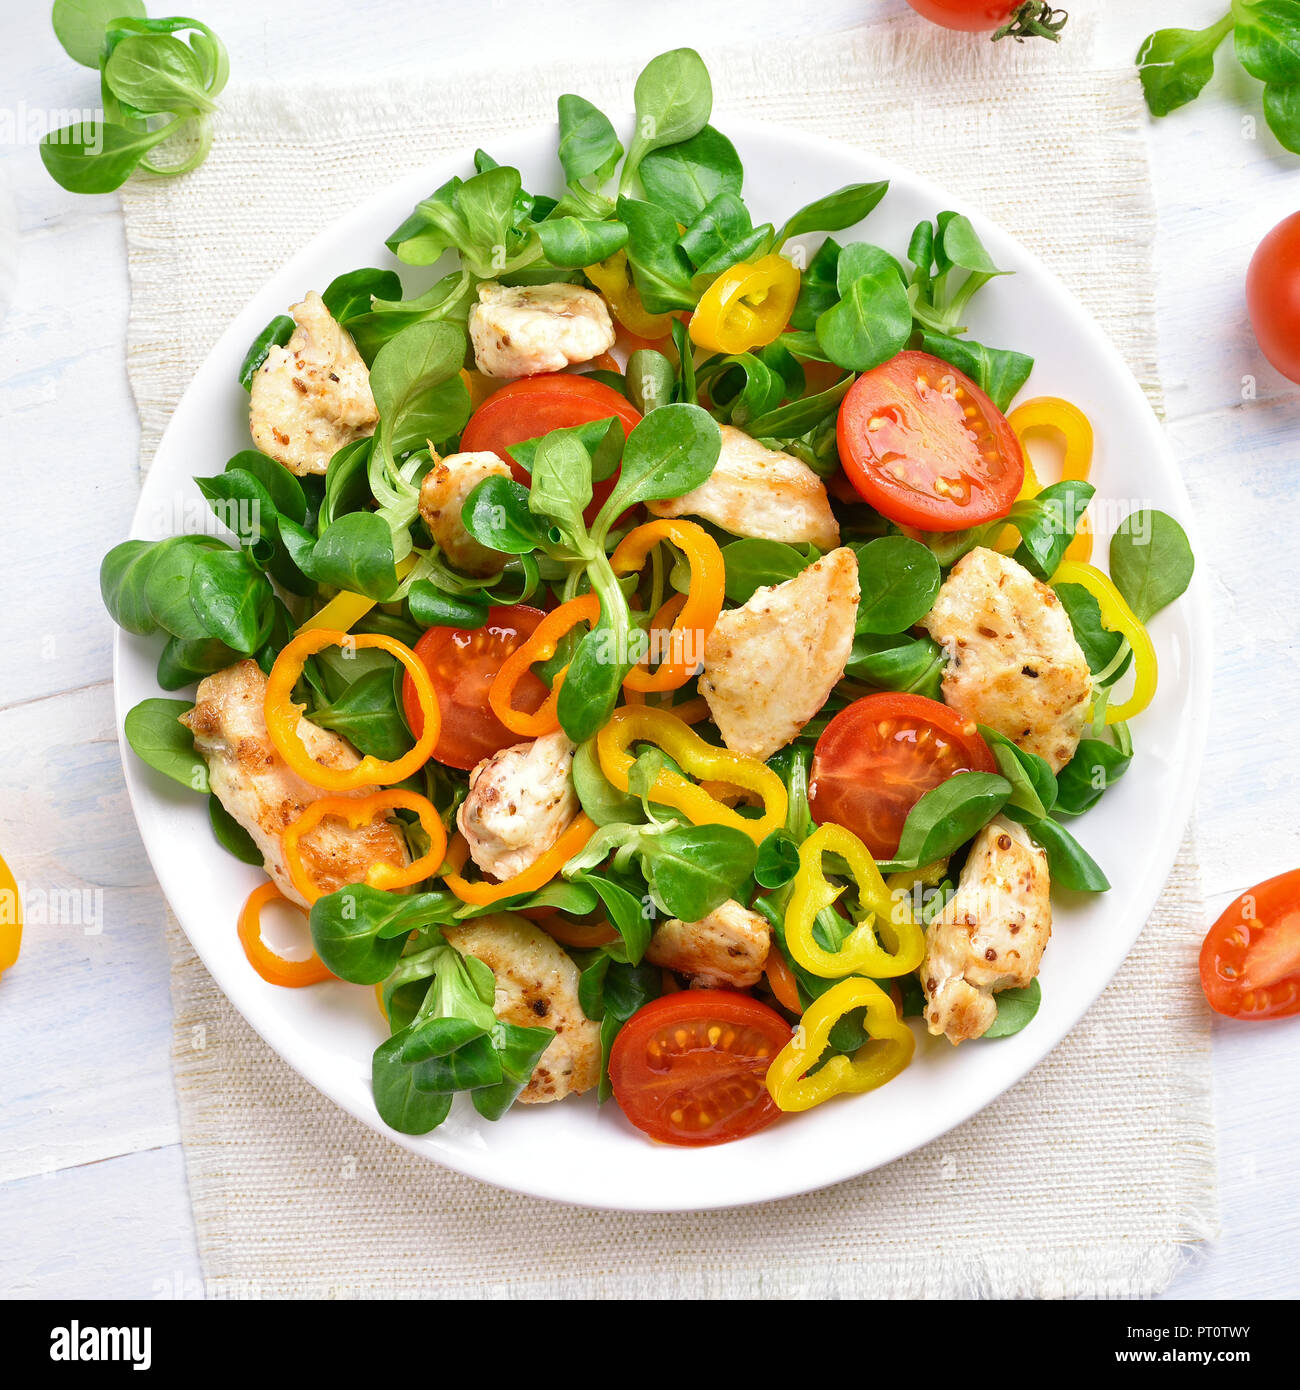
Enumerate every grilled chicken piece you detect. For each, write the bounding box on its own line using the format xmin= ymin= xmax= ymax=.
xmin=645 ymin=899 xmax=771 ymax=988
xmin=180 ymin=661 xmax=408 ymax=908
xmin=417 ymin=449 xmax=512 ymax=575
xmin=248 ymin=291 xmax=378 ymax=476
xmin=920 ymin=816 xmax=1052 ymax=1045
xmin=441 ymin=914 xmax=600 ymax=1103
xmin=468 ymin=281 xmax=615 ymax=379
xmin=921 ymin=546 xmax=1092 ymax=773
xmin=647 ymin=425 xmax=839 ymax=550
xmin=700 ymin=547 xmax=859 ymax=761
xmin=457 ymin=730 xmax=579 ymax=882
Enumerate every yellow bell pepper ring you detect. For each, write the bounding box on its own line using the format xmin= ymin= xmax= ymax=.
xmin=584 ymin=250 xmax=676 ymax=340
xmin=1000 ymin=395 xmax=1095 ymax=563
xmin=265 ymin=628 xmax=440 ymax=791
xmin=595 ymin=706 xmax=787 ymax=845
xmin=785 ymin=822 xmax=925 ymax=979
xmin=766 ymin=977 xmax=916 ymax=1113
xmin=689 ymin=253 xmax=801 ymax=356
xmin=0 ymin=851 xmax=22 ymax=975
xmin=1051 ymin=560 xmax=1158 ymax=724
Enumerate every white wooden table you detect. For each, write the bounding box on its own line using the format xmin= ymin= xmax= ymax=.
xmin=1 ymin=0 xmax=1296 ymax=1299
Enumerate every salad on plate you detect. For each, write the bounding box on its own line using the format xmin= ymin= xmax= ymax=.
xmin=103 ymin=49 xmax=1195 ymax=1149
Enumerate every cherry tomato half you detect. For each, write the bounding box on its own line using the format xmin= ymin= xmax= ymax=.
xmin=809 ymin=693 xmax=996 ymax=859
xmin=1199 ymin=868 xmax=1300 ymax=1020
xmin=459 ymin=373 xmax=642 ymax=524
xmin=837 ymin=350 xmax=1024 ymax=532
xmin=401 ymin=605 xmax=548 ymax=772
xmin=609 ymin=991 xmax=793 ymax=1147
xmin=1247 ymin=213 xmax=1300 ymax=384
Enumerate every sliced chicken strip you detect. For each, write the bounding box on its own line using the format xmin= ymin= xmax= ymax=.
xmin=647 ymin=425 xmax=839 ymax=550
xmin=920 ymin=815 xmax=1051 ymax=1045
xmin=457 ymin=730 xmax=580 ymax=882
xmin=441 ymin=914 xmax=600 ymax=1102
xmin=645 ymin=899 xmax=771 ymax=988
xmin=699 ymin=546 xmax=860 ymax=761
xmin=181 ymin=661 xmax=408 ymax=908
xmin=249 ymin=291 xmax=378 ymax=476
xmin=468 ymin=281 xmax=615 ymax=379
xmin=418 ymin=449 xmax=512 ymax=575
xmin=920 ymin=546 xmax=1092 ymax=773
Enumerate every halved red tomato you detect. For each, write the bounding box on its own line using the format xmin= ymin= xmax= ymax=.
xmin=1200 ymin=869 xmax=1300 ymax=1020
xmin=609 ymin=991 xmax=792 ymax=1147
xmin=809 ymin=692 xmax=996 ymax=859
xmin=401 ymin=605 xmax=548 ymax=772
xmin=459 ymin=374 xmax=642 ymax=524
xmin=837 ymin=350 xmax=1024 ymax=532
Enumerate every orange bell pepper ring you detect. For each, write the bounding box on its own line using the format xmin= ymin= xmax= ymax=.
xmin=689 ymin=253 xmax=801 ymax=356
xmin=237 ymin=881 xmax=334 ymax=988
xmin=610 ymin=519 xmax=724 ymax=692
xmin=280 ymin=788 xmax=449 ymax=905
xmin=488 ymin=594 xmax=600 ymax=738
xmin=443 ymin=813 xmax=597 ymax=906
xmin=264 ymin=628 xmax=439 ymax=791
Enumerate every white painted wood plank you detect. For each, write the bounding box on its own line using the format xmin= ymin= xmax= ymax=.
xmin=0 ymin=683 xmax=183 ymax=1181
xmin=0 ymin=1145 xmax=201 ymax=1299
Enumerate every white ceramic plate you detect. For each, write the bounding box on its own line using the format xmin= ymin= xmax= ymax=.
xmin=113 ymin=116 xmax=1211 ymax=1211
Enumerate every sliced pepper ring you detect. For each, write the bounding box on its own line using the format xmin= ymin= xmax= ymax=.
xmin=280 ymin=789 xmax=449 ymax=905
xmin=595 ymin=705 xmax=787 ymax=844
xmin=237 ymin=881 xmax=334 ymax=988
xmin=1050 ymin=560 xmax=1157 ymax=724
xmin=1001 ymin=395 xmax=1095 ymax=563
xmin=611 ymin=519 xmax=724 ymax=693
xmin=689 ymin=253 xmax=801 ymax=356
xmin=443 ymin=813 xmax=597 ymax=907
xmin=488 ymin=594 xmax=600 ymax=738
xmin=785 ymin=822 xmax=925 ymax=979
xmin=766 ymin=976 xmax=915 ymax=1113
xmin=264 ymin=628 xmax=440 ymax=791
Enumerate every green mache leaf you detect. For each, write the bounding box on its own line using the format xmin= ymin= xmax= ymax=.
xmin=370 ymin=319 xmax=472 ymax=457
xmin=528 ymin=429 xmax=595 ymax=545
xmin=208 ymin=794 xmax=262 ymax=865
xmin=1053 ymin=581 xmax=1125 ymax=675
xmin=472 ymin=1023 xmax=557 ymax=1120
xmin=617 ymin=196 xmax=698 ymax=313
xmin=815 ymin=244 xmax=911 ymax=372
xmin=311 ymin=666 xmax=413 ymax=762
xmin=321 ymin=267 xmax=403 ymax=324
xmin=776 ymin=180 xmax=889 ymax=246
xmin=720 ymin=538 xmax=818 ymax=604
xmin=462 ymin=475 xmax=551 ymax=555
xmin=101 ymin=539 xmax=164 ymax=635
xmin=372 ymin=1031 xmax=454 ymax=1135
xmin=918 ymin=331 xmax=1034 ymax=414
xmin=641 ymin=126 xmax=744 ymax=224
xmin=102 ymin=34 xmax=214 ymax=116
xmin=853 ymin=535 xmax=941 ymax=635
xmin=1054 ymin=736 xmax=1132 ymax=817
xmin=572 ymin=739 xmax=645 ymax=827
xmin=1234 ymin=2 xmax=1300 ymax=83
xmin=755 ymin=830 xmax=800 ymax=890
xmin=157 ymin=634 xmax=239 ymax=690
xmin=40 ymin=119 xmax=175 ymax=194
xmin=1263 ymin=80 xmax=1300 ymax=152
xmin=622 ymin=47 xmax=713 ymax=191
xmin=308 ymin=512 xmax=399 ymax=601
xmin=124 ymin=698 xmax=209 ymax=793
xmin=845 ymin=632 xmax=947 ymax=699
xmin=188 ymin=547 xmax=274 ymax=653
xmin=143 ymin=536 xmax=226 ymax=640
xmin=537 ymin=217 xmax=628 ymax=269
xmin=679 ymin=193 xmax=767 ymax=277
xmin=309 ymin=887 xmax=447 ymax=983
xmin=557 ymin=94 xmax=623 ymax=185
xmin=642 ymin=824 xmax=757 ymax=922
xmin=238 ymin=315 xmax=295 ymax=391
xmin=579 ymin=872 xmax=654 ymax=963
xmin=979 ymin=726 xmax=1058 ymax=819
xmin=1010 ymin=479 xmax=1095 ymax=580
xmin=407 ymin=581 xmax=490 ymax=630
xmin=1136 ymin=23 xmax=1230 ymax=117
xmin=891 ymin=771 xmax=1011 ymax=870
xmin=1007 ymin=810 xmax=1110 ymax=891
xmin=627 ymin=349 xmax=676 ymax=415
xmin=53 ymin=0 xmax=148 ymax=66
xmin=982 ymin=979 xmax=1042 ymax=1039
xmin=594 ymin=403 xmax=721 ymax=529
xmin=1108 ymin=509 xmax=1195 ymax=622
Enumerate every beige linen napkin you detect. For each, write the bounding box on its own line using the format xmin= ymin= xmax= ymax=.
xmin=122 ymin=19 xmax=1216 ymax=1298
